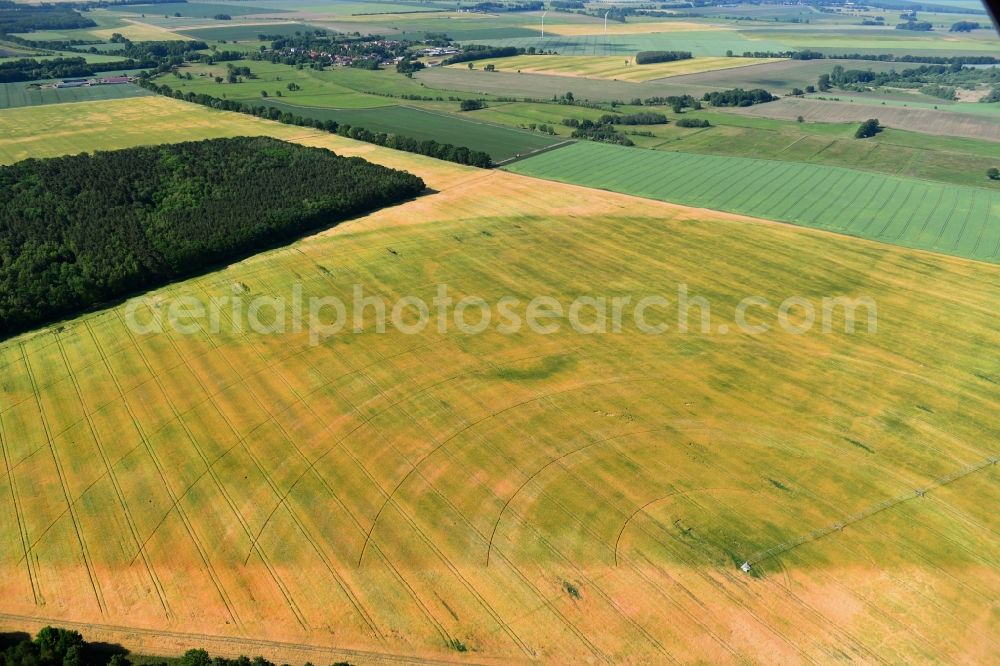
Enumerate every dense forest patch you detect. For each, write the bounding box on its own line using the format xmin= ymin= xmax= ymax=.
xmin=635 ymin=51 xmax=692 ymax=65
xmin=0 ymin=1 xmax=95 ymax=34
xmin=0 ymin=137 xmax=425 ymax=336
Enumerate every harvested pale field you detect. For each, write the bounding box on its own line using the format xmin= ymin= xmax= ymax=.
xmin=0 ymin=97 xmax=330 ymax=166
xmin=451 ymin=55 xmax=783 ymax=83
xmin=729 ymin=97 xmax=1000 ymax=142
xmin=0 ymin=97 xmax=999 ymax=664
xmin=90 ymin=18 xmax=187 ymax=42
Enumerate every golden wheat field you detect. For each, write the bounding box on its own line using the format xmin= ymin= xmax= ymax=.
xmin=0 ymin=97 xmax=998 ymax=664
xmin=450 ymin=55 xmax=783 ymax=83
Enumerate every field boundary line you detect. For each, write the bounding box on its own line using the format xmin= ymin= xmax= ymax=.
xmin=0 ymin=612 xmax=499 ymax=666
xmin=493 ymin=139 xmax=575 ymax=166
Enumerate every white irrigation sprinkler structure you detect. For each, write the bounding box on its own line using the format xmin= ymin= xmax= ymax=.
xmin=738 ymin=454 xmax=998 ymax=574
xmin=540 ymin=11 xmax=547 ymax=38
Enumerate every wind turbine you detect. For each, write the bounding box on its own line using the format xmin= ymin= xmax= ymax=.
xmin=541 ymin=10 xmax=547 ymax=38
xmin=605 ymin=9 xmax=610 ymax=35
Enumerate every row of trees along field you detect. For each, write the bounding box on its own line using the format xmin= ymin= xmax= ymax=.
xmin=0 ymin=626 xmax=354 ymax=666
xmin=0 ymin=1 xmax=95 ymax=34
xmin=634 ymin=51 xmax=692 ymax=65
xmin=816 ymin=63 xmax=1000 ymax=99
xmin=140 ymin=80 xmax=494 ymax=168
xmin=0 ymin=137 xmax=425 ymax=337
xmin=701 ymin=88 xmax=777 ymax=107
xmin=0 ymin=41 xmax=211 ymax=83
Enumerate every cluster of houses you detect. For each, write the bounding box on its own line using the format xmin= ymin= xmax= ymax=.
xmin=49 ymin=75 xmax=134 ymax=89
xmin=279 ymin=39 xmax=409 ymax=68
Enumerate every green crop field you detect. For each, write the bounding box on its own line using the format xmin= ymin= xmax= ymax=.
xmin=628 ymin=110 xmax=1000 ymax=189
xmin=258 ymin=101 xmax=563 ymax=160
xmin=660 ymin=58 xmax=901 ymax=94
xmin=417 ymin=56 xmax=880 ymax=101
xmin=0 ymin=82 xmax=151 ymax=110
xmin=396 ymin=26 xmax=541 ymax=41
xmin=729 ymin=97 xmax=1000 ymax=142
xmin=462 ymin=31 xmax=793 ymax=57
xmin=115 ymin=3 xmax=290 ymax=18
xmin=151 ymin=61 xmax=561 ymax=159
xmin=156 ymin=62 xmax=475 ymax=109
xmin=805 ymin=91 xmax=1000 ymax=116
xmin=747 ymin=27 xmax=997 ymax=52
xmin=0 ymin=49 xmax=132 ymax=64
xmin=156 ymin=62 xmax=385 ymax=109
xmin=179 ymin=22 xmax=320 ymax=41
xmin=250 ymin=0 xmax=457 ymax=14
xmin=466 ymin=101 xmax=609 ymax=134
xmin=506 ymin=141 xmax=1000 ymax=263
xmin=414 ymin=66 xmax=717 ymax=101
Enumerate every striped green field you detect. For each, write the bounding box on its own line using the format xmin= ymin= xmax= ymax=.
xmin=462 ymin=31 xmax=792 ymax=57
xmin=505 ymin=141 xmax=1000 ymax=264
xmin=179 ymin=22 xmax=319 ymax=41
xmin=258 ymin=101 xmax=563 ymax=161
xmin=0 ymin=82 xmax=150 ymax=110
xmin=115 ymin=2 xmax=290 ymax=18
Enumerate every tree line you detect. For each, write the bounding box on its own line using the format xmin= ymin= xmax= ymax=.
xmin=855 ymin=118 xmax=882 ymax=139
xmin=729 ymin=49 xmax=1000 ymax=65
xmin=817 ymin=63 xmax=1000 ymax=93
xmin=0 ymin=137 xmax=425 ymax=337
xmin=634 ymin=51 xmax=692 ymax=65
xmin=599 ymin=112 xmax=668 ymax=125
xmin=0 ymin=626 xmax=353 ymax=666
xmin=950 ymin=21 xmax=981 ymax=32
xmin=896 ymin=20 xmax=934 ymax=31
xmin=444 ymin=46 xmax=520 ymax=65
xmin=139 ymin=80 xmax=493 ymax=168
xmin=0 ymin=1 xmax=95 ymax=34
xmin=561 ymin=118 xmax=634 ymax=146
xmin=701 ymin=88 xmax=776 ymax=107
xmin=0 ymin=57 xmax=137 ymax=83
xmin=177 ymin=649 xmax=351 ymax=666
xmin=0 ymin=39 xmax=210 ymax=83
